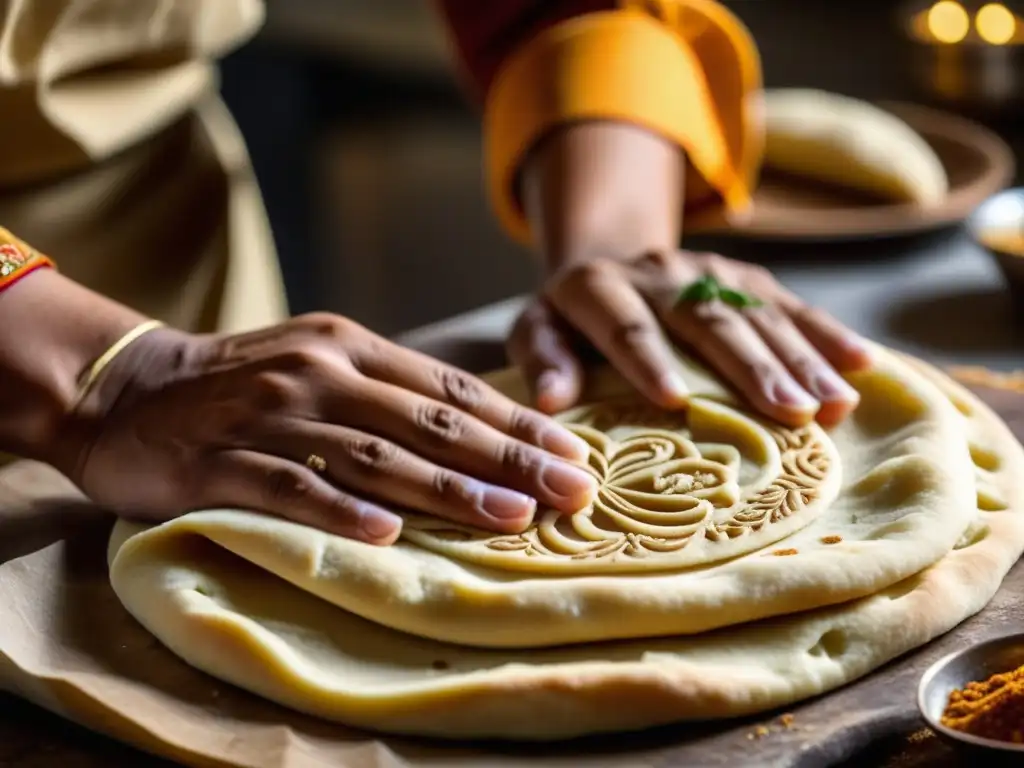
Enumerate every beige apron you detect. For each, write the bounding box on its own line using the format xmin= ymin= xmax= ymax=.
xmin=0 ymin=0 xmax=288 ymax=333
xmin=0 ymin=2 xmax=299 ymax=730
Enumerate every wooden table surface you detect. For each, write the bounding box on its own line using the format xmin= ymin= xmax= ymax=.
xmin=0 ymin=695 xmax=174 ymax=767
xmin=0 ymin=693 xmax=973 ymax=767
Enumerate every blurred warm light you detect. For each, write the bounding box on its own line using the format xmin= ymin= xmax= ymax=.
xmin=927 ymin=0 xmax=970 ymax=42
xmin=976 ymin=3 xmax=1016 ymax=44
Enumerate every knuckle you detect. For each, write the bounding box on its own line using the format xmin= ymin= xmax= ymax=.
xmin=344 ymin=436 xmax=397 ymax=473
xmin=786 ymin=355 xmax=819 ymax=380
xmin=500 ymin=441 xmax=539 ymax=476
xmin=553 ymin=259 xmax=611 ymax=295
xmin=431 ymin=470 xmax=479 ymax=505
xmin=276 ymin=341 xmax=329 ymax=373
xmin=250 ymin=371 xmax=299 ymax=411
xmin=414 ymin=404 xmax=467 ymax=444
xmin=293 ymin=312 xmax=352 ymax=337
xmin=264 ymin=466 xmax=312 ymax=506
xmin=692 ymin=300 xmax=736 ymax=329
xmin=359 ymin=332 xmax=389 ymax=362
xmin=608 ymin=321 xmax=656 ymax=352
xmin=748 ymin=303 xmax=785 ymax=326
xmin=435 ymin=367 xmax=486 ymax=412
xmin=292 ymin=311 xmax=338 ymax=335
xmin=508 ymin=405 xmax=543 ymax=441
xmin=743 ymin=359 xmax=778 ymax=386
xmin=634 ymin=249 xmax=677 ymax=273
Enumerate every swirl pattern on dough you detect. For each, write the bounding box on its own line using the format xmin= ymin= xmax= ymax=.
xmin=402 ymin=397 xmax=839 ymax=573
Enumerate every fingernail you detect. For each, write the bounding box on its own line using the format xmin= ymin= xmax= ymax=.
xmin=537 ymin=370 xmax=571 ymax=402
xmin=359 ymin=508 xmax=403 ymax=541
xmin=659 ymin=371 xmax=689 ymax=403
xmin=768 ymin=378 xmax=819 ymax=411
xmin=841 ymin=334 xmax=872 ymax=360
xmin=542 ymin=427 xmax=590 ymax=462
xmin=808 ymin=370 xmax=860 ymax=403
xmin=542 ymin=461 xmax=598 ymax=501
xmin=481 ymin=487 xmax=536 ymax=520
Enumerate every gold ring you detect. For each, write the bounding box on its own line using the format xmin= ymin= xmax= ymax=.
xmin=305 ymin=454 xmax=327 ymax=473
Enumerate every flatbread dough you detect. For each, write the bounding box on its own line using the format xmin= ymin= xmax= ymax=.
xmin=110 ymin=346 xmax=976 ymax=650
xmin=764 ymin=88 xmax=949 ymax=205
xmin=107 ymin=353 xmax=1024 ymax=740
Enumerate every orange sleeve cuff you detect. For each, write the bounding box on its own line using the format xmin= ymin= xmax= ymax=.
xmin=483 ymin=0 xmax=763 ymax=245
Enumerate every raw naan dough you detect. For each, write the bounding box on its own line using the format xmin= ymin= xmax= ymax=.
xmin=764 ymin=88 xmax=949 ymax=205
xmin=402 ymin=393 xmax=844 ymax=573
xmin=110 ymin=345 xmax=976 ymax=650
xmin=107 ymin=354 xmax=1024 ymax=740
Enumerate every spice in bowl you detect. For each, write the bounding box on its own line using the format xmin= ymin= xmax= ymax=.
xmin=979 ymin=230 xmax=1024 ymax=257
xmin=941 ymin=662 xmax=1024 ymax=743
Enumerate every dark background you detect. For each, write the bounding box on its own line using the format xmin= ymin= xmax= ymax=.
xmin=221 ymin=0 xmax=1024 ymax=336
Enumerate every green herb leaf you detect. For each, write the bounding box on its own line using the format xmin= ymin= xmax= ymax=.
xmin=678 ymin=275 xmax=720 ymax=303
xmin=719 ymin=288 xmax=763 ymax=309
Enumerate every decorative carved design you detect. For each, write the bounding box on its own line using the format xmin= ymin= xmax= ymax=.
xmin=705 ymin=426 xmax=831 ymax=543
xmin=403 ymin=397 xmax=833 ymax=571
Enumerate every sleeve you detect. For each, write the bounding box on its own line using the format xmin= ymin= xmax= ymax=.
xmin=433 ymin=0 xmax=764 ymax=245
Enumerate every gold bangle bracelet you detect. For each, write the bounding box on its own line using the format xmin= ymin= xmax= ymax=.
xmin=68 ymin=319 xmax=165 ymax=412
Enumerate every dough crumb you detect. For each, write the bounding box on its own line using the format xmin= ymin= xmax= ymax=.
xmin=820 ymin=535 xmax=842 ymax=545
xmin=779 ymin=713 xmax=796 ymax=729
xmin=906 ymin=728 xmax=933 ymax=743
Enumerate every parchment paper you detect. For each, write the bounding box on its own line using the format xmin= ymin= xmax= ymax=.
xmin=3 ymin=380 xmax=1024 ymax=768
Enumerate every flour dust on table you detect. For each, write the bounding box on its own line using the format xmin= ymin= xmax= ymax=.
xmin=107 ymin=344 xmax=1024 ymax=740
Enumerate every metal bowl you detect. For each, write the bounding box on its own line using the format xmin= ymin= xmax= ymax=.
xmin=918 ymin=632 xmax=1024 ymax=754
xmin=968 ymin=187 xmax=1024 ymax=312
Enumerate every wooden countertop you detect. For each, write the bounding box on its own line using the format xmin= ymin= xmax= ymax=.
xmin=0 ymin=693 xmax=972 ymax=767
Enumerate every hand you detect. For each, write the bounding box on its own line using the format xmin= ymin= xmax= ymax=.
xmin=72 ymin=314 xmax=596 ymax=545
xmin=507 ymin=250 xmax=872 ymax=428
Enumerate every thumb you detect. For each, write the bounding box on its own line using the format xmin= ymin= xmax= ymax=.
xmin=507 ymin=299 xmax=584 ymax=414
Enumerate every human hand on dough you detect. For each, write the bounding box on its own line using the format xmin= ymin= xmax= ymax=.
xmin=72 ymin=313 xmax=597 ymax=544
xmin=509 ymin=123 xmax=874 ymax=430
xmin=510 ymin=249 xmax=873 ymax=430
